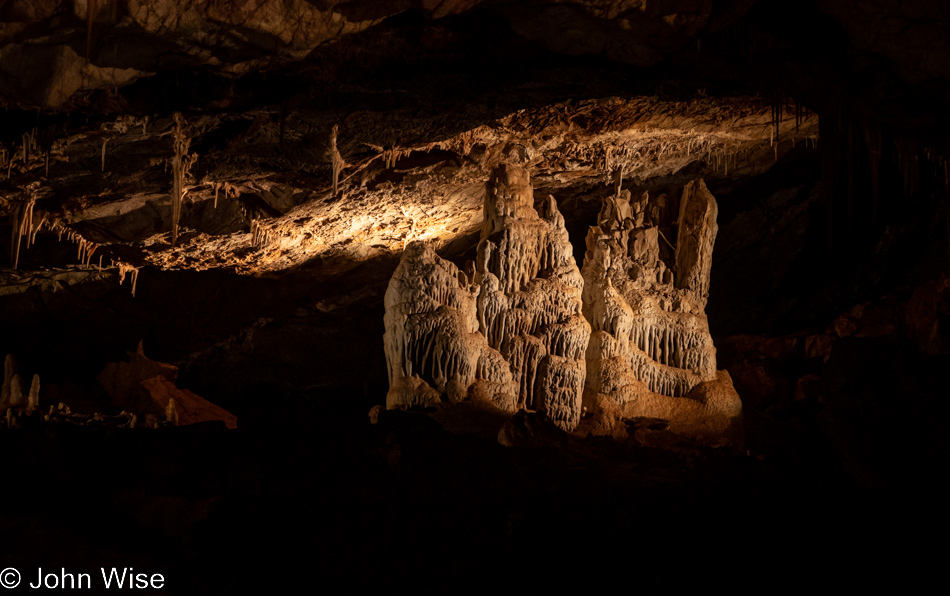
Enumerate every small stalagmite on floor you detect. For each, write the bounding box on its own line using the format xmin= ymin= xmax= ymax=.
xmin=383 ymin=164 xmax=591 ymax=429
xmin=580 ymin=180 xmax=743 ymax=445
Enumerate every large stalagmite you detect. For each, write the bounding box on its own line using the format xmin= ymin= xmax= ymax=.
xmin=580 ymin=180 xmax=742 ymax=444
xmin=384 ymin=164 xmax=590 ymax=429
xmin=383 ymin=240 xmax=518 ymax=412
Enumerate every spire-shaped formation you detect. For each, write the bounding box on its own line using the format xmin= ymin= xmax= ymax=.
xmin=0 ymin=354 xmax=40 ymax=419
xmin=674 ymin=180 xmax=718 ymax=309
xmin=383 ymin=164 xmax=590 ymax=429
xmin=580 ymin=181 xmax=742 ymax=444
xmin=476 ymin=165 xmax=591 ymax=429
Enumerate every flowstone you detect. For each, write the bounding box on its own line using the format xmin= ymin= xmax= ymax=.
xmin=579 ymin=180 xmax=742 ymax=444
xmin=383 ymin=164 xmax=590 ymax=429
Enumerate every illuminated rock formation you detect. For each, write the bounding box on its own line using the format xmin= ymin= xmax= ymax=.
xmin=477 ymin=165 xmax=592 ymax=429
xmin=580 ymin=181 xmax=742 ymax=444
xmin=383 ymin=240 xmax=518 ymax=411
xmin=384 ymin=164 xmax=590 ymax=429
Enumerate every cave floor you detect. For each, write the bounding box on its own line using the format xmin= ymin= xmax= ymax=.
xmin=1 ymin=391 xmax=941 ymax=593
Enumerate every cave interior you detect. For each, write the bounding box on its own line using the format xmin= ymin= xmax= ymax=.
xmin=1 ymin=0 xmax=948 ymax=591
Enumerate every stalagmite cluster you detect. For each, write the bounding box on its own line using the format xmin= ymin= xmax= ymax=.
xmin=1 ymin=354 xmax=41 ymax=427
xmin=0 ymin=350 xmax=219 ymax=430
xmin=384 ymin=164 xmax=591 ymax=429
xmin=383 ymin=240 xmax=517 ymax=411
xmin=383 ymin=166 xmax=741 ymax=441
xmin=580 ymin=181 xmax=742 ymax=444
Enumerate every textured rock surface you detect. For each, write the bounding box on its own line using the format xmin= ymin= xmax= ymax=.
xmin=97 ymin=342 xmax=179 ymax=409
xmin=17 ymin=95 xmax=802 ymax=278
xmin=139 ymin=375 xmax=238 ymax=429
xmin=674 ymin=180 xmax=718 ymax=308
xmin=383 ymin=240 xmax=517 ymax=410
xmin=97 ymin=343 xmax=236 ymax=427
xmin=580 ymin=180 xmax=741 ymax=443
xmin=476 ymin=164 xmax=591 ymax=428
xmin=384 ymin=164 xmax=590 ymax=429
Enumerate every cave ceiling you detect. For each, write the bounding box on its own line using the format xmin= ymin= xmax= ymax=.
xmin=0 ymin=0 xmax=947 ymax=303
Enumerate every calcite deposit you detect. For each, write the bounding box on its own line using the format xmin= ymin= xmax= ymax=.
xmin=383 ymin=240 xmax=518 ymax=412
xmin=580 ymin=181 xmax=742 ymax=444
xmin=384 ymin=164 xmax=590 ymax=429
xmin=385 ymin=167 xmax=740 ymax=439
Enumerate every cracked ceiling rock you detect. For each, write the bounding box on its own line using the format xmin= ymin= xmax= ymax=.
xmin=129 ymin=97 xmax=813 ymax=274
xmin=1 ymin=97 xmax=809 ymax=278
xmin=0 ymin=1 xmax=943 ymax=114
xmin=384 ymin=163 xmax=590 ymax=430
xmin=0 ymin=43 xmax=152 ymax=107
xmin=579 ymin=180 xmax=742 ymax=445
xmin=0 ymin=1 xmax=495 ymax=90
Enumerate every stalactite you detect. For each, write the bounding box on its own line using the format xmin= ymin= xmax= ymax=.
xmin=29 ymin=212 xmax=45 ymax=246
xmin=170 ymin=113 xmax=195 ymax=246
xmin=772 ymin=92 xmax=781 ymax=146
xmin=118 ymin=262 xmax=140 ymax=297
xmin=10 ymin=197 xmax=35 ymax=268
xmin=20 ymin=128 xmax=36 ymax=162
xmin=76 ymin=237 xmax=98 ymax=266
xmin=250 ymin=217 xmax=274 ymax=248
xmin=329 ymin=124 xmax=345 ymax=195
xmin=101 ymin=138 xmax=108 ymax=172
xmin=86 ymin=0 xmax=98 ymax=61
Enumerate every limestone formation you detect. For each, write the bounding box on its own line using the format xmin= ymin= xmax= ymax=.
xmin=383 ymin=240 xmax=516 ymax=411
xmin=0 ymin=354 xmax=40 ymax=415
xmin=27 ymin=374 xmax=40 ymax=411
xmin=383 ymin=164 xmax=591 ymax=429
xmin=0 ymin=355 xmax=31 ymax=411
xmin=97 ymin=343 xmax=237 ymax=429
xmin=580 ymin=180 xmax=742 ymax=444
